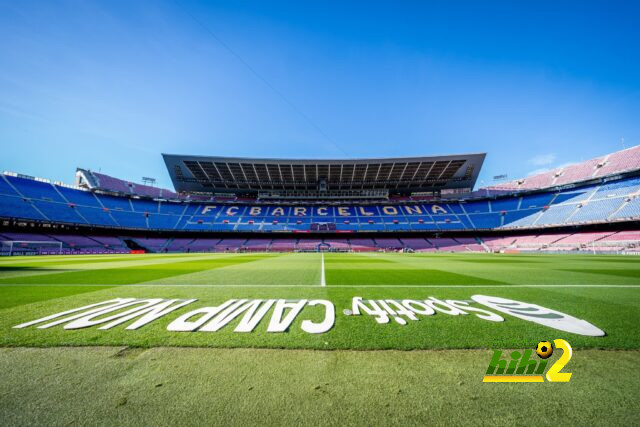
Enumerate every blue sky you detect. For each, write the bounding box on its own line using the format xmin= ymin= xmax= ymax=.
xmin=1 ymin=0 xmax=639 ymax=190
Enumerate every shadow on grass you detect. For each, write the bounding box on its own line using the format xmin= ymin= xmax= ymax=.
xmin=0 ymin=266 xmax=69 ymax=273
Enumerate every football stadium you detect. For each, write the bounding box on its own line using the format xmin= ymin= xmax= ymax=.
xmin=1 ymin=147 xmax=640 ymax=424
xmin=2 ymin=2 xmax=640 ymax=425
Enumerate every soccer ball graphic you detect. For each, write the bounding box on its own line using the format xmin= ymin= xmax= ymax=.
xmin=536 ymin=341 xmax=553 ymax=359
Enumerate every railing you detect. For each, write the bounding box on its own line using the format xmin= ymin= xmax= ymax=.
xmin=258 ymin=189 xmax=389 ymax=200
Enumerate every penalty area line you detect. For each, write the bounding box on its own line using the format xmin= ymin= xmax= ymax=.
xmin=320 ymin=253 xmax=326 ymax=287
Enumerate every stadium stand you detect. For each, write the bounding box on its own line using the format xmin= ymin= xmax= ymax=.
xmin=0 ymin=232 xmax=129 ymax=254
xmin=165 ymin=238 xmax=194 ymax=252
xmin=401 ymin=238 xmax=434 ymax=251
xmin=481 ymin=236 xmax=518 ymax=252
xmin=10 ymin=187 xmax=640 ymax=229
xmin=270 ymin=239 xmax=297 ymax=251
xmin=324 ymin=239 xmax=350 ymax=251
xmin=91 ymin=236 xmax=128 ymax=249
xmin=244 ymin=239 xmax=272 ymax=251
xmin=2 ymin=232 xmax=59 ymax=243
xmin=452 ymin=237 xmax=485 ymax=252
xmin=478 ymin=230 xmax=640 ymax=253
xmin=2 ymin=146 xmax=640 ymax=255
xmin=2 ymin=229 xmax=639 ymax=254
xmin=131 ymin=237 xmax=170 ymax=252
xmin=486 ymin=145 xmax=640 ymax=191
xmin=76 ymin=169 xmax=179 ymax=199
xmin=349 ymin=239 xmax=377 ymax=252
xmin=297 ymin=240 xmax=320 ymax=251
xmin=375 ymin=238 xmax=404 ymax=250
xmin=214 ymin=239 xmax=246 ymax=252
xmin=2 ymin=171 xmax=639 ymax=233
xmin=188 ymin=238 xmax=222 ymax=252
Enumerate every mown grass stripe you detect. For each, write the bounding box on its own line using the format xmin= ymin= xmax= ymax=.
xmin=0 ymin=255 xmax=278 ymax=285
xmin=0 ymin=283 xmax=638 ymax=288
xmin=0 ymin=253 xmax=250 ymax=281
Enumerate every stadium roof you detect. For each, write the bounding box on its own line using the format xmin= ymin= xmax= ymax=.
xmin=162 ymin=153 xmax=486 ymax=195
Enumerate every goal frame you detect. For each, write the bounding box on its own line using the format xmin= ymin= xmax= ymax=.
xmin=0 ymin=241 xmax=63 ymax=256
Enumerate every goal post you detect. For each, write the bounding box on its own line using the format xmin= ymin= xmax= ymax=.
xmin=0 ymin=241 xmax=63 ymax=256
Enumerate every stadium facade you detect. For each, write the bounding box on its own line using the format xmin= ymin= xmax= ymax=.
xmin=1 ymin=146 xmax=639 ymax=255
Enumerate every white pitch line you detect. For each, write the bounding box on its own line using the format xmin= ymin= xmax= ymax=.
xmin=1 ymin=284 xmax=639 ymax=288
xmin=320 ymin=253 xmax=326 ymax=287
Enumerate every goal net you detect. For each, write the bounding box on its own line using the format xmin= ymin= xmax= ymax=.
xmin=0 ymin=241 xmax=63 ymax=256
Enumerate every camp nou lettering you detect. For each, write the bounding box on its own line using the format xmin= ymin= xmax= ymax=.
xmin=13 ymin=298 xmax=335 ymax=334
xmin=13 ymin=295 xmax=605 ymax=337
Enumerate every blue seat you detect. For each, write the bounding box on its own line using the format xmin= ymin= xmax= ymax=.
xmin=98 ymin=194 xmax=133 ymax=211
xmin=32 ymin=200 xmax=88 ymax=224
xmin=148 ymin=214 xmax=180 ymax=229
xmin=520 ymin=193 xmax=554 ymax=209
xmin=0 ymin=176 xmax=20 ymax=196
xmin=110 ymin=210 xmax=147 ymax=228
xmin=7 ymin=176 xmax=65 ymax=202
xmin=57 ymin=187 xmax=102 ymax=207
xmin=159 ymin=202 xmax=187 ymax=215
xmin=1 ymin=174 xmax=639 ymax=232
xmin=0 ymin=194 xmax=46 ymax=220
xmin=469 ymin=213 xmax=502 ymax=229
xmin=76 ymin=206 xmax=119 ymax=226
xmin=463 ymin=201 xmax=490 ymax=213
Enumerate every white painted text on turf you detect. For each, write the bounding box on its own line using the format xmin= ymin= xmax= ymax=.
xmin=13 ymin=295 xmax=605 ymax=336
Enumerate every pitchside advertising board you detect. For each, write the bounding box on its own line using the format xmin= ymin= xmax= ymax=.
xmin=15 ymin=295 xmax=602 ymax=382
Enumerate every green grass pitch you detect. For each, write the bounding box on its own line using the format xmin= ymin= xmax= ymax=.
xmin=1 ymin=252 xmax=639 ymax=424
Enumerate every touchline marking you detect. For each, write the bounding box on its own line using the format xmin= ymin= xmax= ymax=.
xmin=1 ymin=284 xmax=639 ymax=288
xmin=320 ymin=253 xmax=326 ymax=287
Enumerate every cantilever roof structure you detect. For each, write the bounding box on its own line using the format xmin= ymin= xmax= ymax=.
xmin=162 ymin=153 xmax=486 ymax=195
